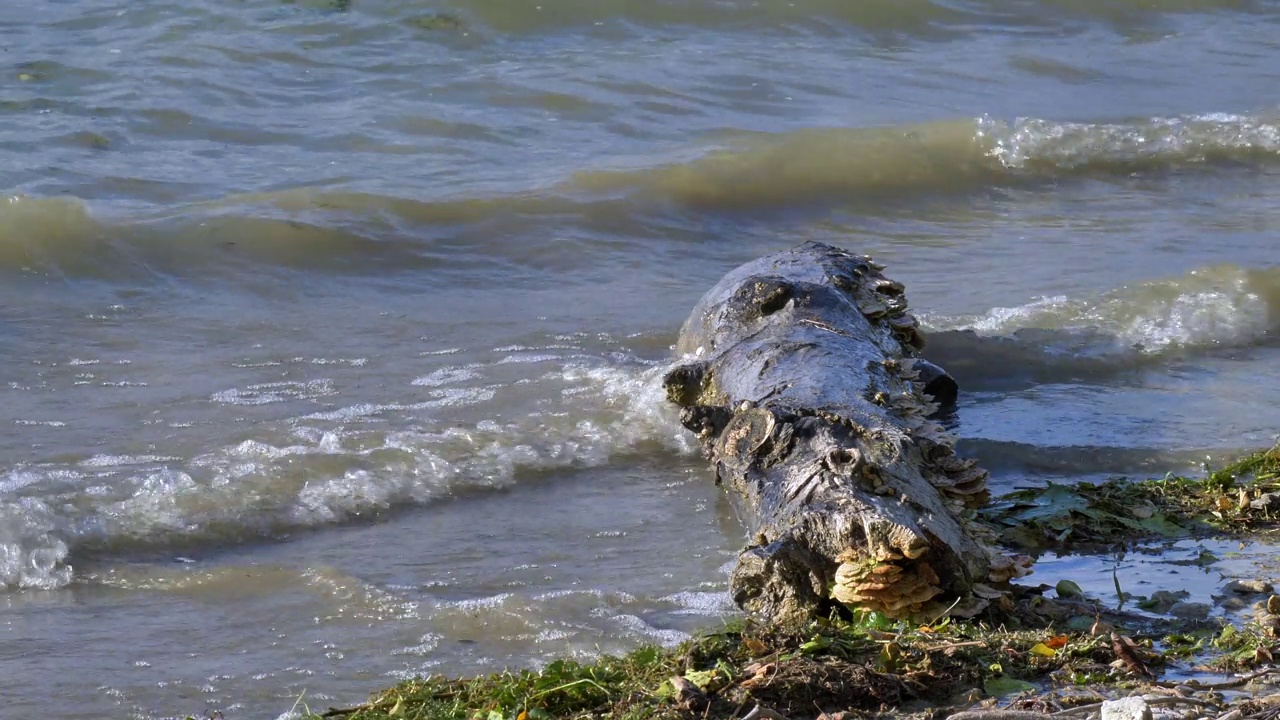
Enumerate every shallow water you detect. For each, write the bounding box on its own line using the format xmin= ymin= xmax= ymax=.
xmin=3 ymin=1 xmax=1280 ymax=717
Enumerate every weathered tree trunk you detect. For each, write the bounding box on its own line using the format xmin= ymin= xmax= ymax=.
xmin=664 ymin=242 xmax=1030 ymax=625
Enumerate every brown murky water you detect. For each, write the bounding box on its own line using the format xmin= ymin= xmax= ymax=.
xmin=4 ymin=1 xmax=1280 ymax=717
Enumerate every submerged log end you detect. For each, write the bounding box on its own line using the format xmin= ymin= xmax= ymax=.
xmin=913 ymin=359 xmax=959 ymax=410
xmin=731 ymin=532 xmax=1032 ymax=624
xmin=731 ymin=537 xmax=830 ymax=627
xmin=663 ymin=361 xmax=708 ymax=407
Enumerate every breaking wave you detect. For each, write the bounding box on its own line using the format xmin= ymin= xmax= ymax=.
xmin=0 ymin=354 xmax=691 ymax=591
xmin=7 ymin=111 xmax=1280 ymax=279
xmin=920 ymin=261 xmax=1280 ymax=389
xmin=569 ymin=112 xmax=1280 ymax=210
xmin=297 ymin=0 xmax=1280 ymax=37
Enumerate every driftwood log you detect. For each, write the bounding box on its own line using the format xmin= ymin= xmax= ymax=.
xmin=664 ymin=242 xmax=1030 ymax=625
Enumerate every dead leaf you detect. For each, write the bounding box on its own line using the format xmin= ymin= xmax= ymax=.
xmin=739 ymin=662 xmax=776 ymax=689
xmin=817 ymin=712 xmax=849 ymax=720
xmin=1111 ymin=633 xmax=1153 ymax=678
xmin=683 ymin=668 xmax=721 ymax=691
xmin=743 ymin=637 xmax=769 ymax=656
xmin=1029 ymin=643 xmax=1056 ymax=658
xmin=1256 ymin=646 xmax=1274 ymax=664
xmin=1045 ymin=635 xmax=1069 ymax=649
xmin=669 ymin=676 xmax=709 ymax=712
xmin=878 ymin=643 xmax=902 ymax=673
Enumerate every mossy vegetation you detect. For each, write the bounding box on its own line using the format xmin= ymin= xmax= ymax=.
xmin=984 ymin=442 xmax=1280 ymax=549
xmin=298 ymin=601 xmax=1280 ymax=720
xmin=248 ymin=446 xmax=1280 ymax=720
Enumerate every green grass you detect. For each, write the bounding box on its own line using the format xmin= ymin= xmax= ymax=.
xmin=297 ymin=607 xmax=1234 ymax=720
xmin=301 ymin=628 xmax=726 ymax=720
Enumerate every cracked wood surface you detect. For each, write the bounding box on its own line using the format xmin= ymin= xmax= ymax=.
xmin=665 ymin=241 xmax=1030 ymax=625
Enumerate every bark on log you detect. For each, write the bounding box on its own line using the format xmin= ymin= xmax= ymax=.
xmin=664 ymin=242 xmax=1030 ymax=625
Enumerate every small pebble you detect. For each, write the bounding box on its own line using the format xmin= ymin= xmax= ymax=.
xmin=1222 ymin=579 xmax=1274 ymax=595
xmin=1169 ymin=601 xmax=1211 ymax=620
xmin=1143 ymin=590 xmax=1190 ymax=614
xmin=1101 ymin=697 xmax=1153 ymax=720
xmin=1218 ymin=596 xmax=1248 ymax=611
xmin=1250 ymin=492 xmax=1280 ymax=511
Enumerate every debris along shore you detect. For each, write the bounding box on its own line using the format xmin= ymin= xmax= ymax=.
xmin=276 ymin=445 xmax=1280 ymax=720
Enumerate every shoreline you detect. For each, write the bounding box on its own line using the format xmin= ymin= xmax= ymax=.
xmin=249 ymin=446 xmax=1280 ymax=720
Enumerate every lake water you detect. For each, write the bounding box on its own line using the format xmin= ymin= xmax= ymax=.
xmin=3 ymin=1 xmax=1280 ymax=717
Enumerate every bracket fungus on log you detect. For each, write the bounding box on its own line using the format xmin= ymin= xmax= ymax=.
xmin=665 ymin=242 xmax=1030 ymax=625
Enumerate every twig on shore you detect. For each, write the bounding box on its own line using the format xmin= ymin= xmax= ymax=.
xmin=320 ymin=706 xmax=367 ymax=718
xmin=1154 ymin=667 xmax=1280 ymax=691
xmin=741 ymin=704 xmax=790 ymax=720
xmin=923 ymin=640 xmax=989 ymax=652
xmin=949 ymin=694 xmax=1228 ymax=720
xmin=1052 ymin=695 xmax=1222 ymax=718
xmin=947 ymin=710 xmax=1055 ymax=720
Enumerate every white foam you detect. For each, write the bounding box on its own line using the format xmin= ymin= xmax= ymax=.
xmin=0 ymin=470 xmax=68 ymax=493
xmin=416 ymin=386 xmax=497 ymax=408
xmin=299 ymin=388 xmax=498 ymax=422
xmin=0 ymin=498 xmax=72 ymax=589
xmin=0 ymin=351 xmax=696 ymax=567
xmin=932 ymin=264 xmax=1279 ymax=354
xmin=658 ymin=590 xmax=736 ymax=616
xmin=392 ymin=633 xmax=443 ymax=656
xmin=294 ymin=470 xmax=403 ymax=522
xmin=602 ymin=612 xmax=689 ymax=647
xmin=80 ymin=454 xmax=183 ymax=468
xmin=299 ymin=403 xmax=388 ymax=422
xmin=953 ymin=295 xmax=1070 ymax=336
xmin=444 ymin=593 xmax=515 ymax=611
xmin=300 ymin=567 xmax=419 ymax=621
xmin=210 ymin=379 xmax=337 ymax=406
xmin=410 ymin=365 xmax=483 ymax=387
xmin=301 ymin=357 xmax=368 ymax=367
xmin=496 ymin=353 xmax=563 ymax=364
xmin=978 ymin=112 xmax=1280 ymax=170
xmin=530 ymin=588 xmax=637 ymax=604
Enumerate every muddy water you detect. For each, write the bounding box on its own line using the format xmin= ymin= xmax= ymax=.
xmin=4 ymin=1 xmax=1280 ymax=717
